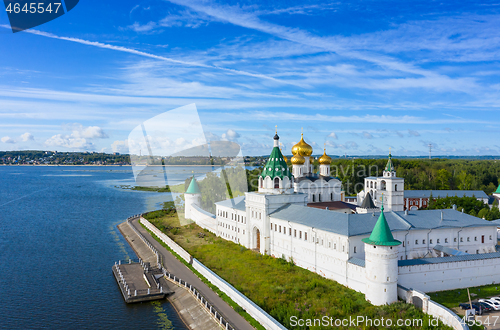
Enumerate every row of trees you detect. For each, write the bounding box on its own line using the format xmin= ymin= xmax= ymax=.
xmin=424 ymin=195 xmax=500 ymax=220
xmin=318 ymin=158 xmax=500 ymax=196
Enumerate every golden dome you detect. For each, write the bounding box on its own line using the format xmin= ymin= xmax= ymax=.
xmin=310 ymin=156 xmax=314 ymax=163
xmin=291 ymin=133 xmax=313 ymax=157
xmin=280 ymin=148 xmax=288 ymax=163
xmin=291 ymin=154 xmax=305 ymax=165
xmin=318 ymin=149 xmax=332 ymax=165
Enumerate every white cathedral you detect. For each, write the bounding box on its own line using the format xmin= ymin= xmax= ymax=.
xmin=185 ymin=131 xmax=500 ymax=306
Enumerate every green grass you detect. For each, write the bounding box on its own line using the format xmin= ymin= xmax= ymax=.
xmin=144 ymin=211 xmax=454 ymax=330
xmin=430 ymin=284 xmax=500 ymax=309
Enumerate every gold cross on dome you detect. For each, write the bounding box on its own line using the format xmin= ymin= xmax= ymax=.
xmin=275 ymin=125 xmax=277 ymax=134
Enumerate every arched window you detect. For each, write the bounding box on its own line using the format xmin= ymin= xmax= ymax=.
xmin=319 ymin=194 xmax=321 ymax=202
xmin=330 ymin=193 xmax=333 ymax=200
xmin=274 ymin=177 xmax=280 ymax=188
xmin=370 ymin=181 xmax=373 ymax=188
xmin=312 ymin=194 xmax=315 ymax=202
xmin=395 ymin=184 xmax=398 ymax=191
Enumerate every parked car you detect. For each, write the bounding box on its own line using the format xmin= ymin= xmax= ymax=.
xmin=459 ymin=303 xmax=483 ymax=315
xmin=479 ymin=299 xmax=500 ymax=311
xmin=489 ymin=296 xmax=500 ymax=303
xmin=476 ymin=301 xmax=493 ymax=312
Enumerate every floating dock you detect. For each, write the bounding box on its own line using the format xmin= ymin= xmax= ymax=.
xmin=112 ymin=259 xmax=173 ymax=303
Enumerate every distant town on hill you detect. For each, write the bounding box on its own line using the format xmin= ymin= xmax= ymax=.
xmin=1 ymin=150 xmax=500 ymax=166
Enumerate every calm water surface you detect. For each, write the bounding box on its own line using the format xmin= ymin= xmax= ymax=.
xmin=0 ymin=165 xmax=218 ymax=330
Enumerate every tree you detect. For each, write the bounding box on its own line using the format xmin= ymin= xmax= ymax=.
xmin=435 ymin=169 xmax=451 ymax=190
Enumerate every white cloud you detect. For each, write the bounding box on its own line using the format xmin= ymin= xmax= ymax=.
xmin=70 ymin=125 xmax=109 ymax=139
xmin=20 ymin=132 xmax=34 ymax=141
xmin=1 ymin=136 xmax=16 ymax=144
xmin=221 ymin=129 xmax=240 ymax=141
xmin=45 ymin=134 xmax=93 ymax=150
xmin=111 ymin=140 xmax=129 ymax=153
xmin=327 ymin=132 xmax=338 ymax=139
xmin=43 ymin=125 xmax=108 ymax=150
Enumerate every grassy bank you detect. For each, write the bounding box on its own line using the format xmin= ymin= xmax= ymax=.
xmin=118 ymin=184 xmax=185 ymax=193
xmin=144 ymin=210 xmax=452 ymax=330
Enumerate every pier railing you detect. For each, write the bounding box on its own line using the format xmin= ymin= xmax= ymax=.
xmin=126 ymin=215 xmax=236 ymax=330
xmin=113 ymin=259 xmax=166 ymax=298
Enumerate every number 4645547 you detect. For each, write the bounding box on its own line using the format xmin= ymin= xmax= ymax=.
xmin=6 ymin=2 xmax=62 ymax=14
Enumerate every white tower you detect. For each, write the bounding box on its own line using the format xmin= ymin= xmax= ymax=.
xmin=184 ymin=175 xmax=201 ymax=220
xmin=362 ymin=205 xmax=401 ymax=305
xmin=379 ymin=153 xmax=404 ymax=211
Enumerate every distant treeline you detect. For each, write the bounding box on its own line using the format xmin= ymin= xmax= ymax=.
xmin=323 ymin=158 xmax=500 ymax=196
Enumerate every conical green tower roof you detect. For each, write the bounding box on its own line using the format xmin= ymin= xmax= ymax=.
xmin=362 ymin=206 xmax=401 ymax=246
xmin=185 ymin=175 xmax=201 ymax=194
xmin=385 ymin=153 xmax=395 ymax=172
xmin=495 ymin=183 xmax=500 ymax=194
xmin=260 ymin=145 xmax=292 ymax=180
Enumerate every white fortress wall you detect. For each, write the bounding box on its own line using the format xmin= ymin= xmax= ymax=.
xmin=192 ymin=259 xmax=287 ymax=330
xmin=398 ymin=254 xmax=500 ymax=293
xmin=346 ymin=262 xmax=367 ymax=293
xmin=190 ymin=204 xmax=217 ymax=234
xmin=140 ymin=217 xmax=192 ymax=263
xmin=142 ymin=216 xmax=287 ymax=330
xmin=398 ymin=286 xmax=469 ymax=330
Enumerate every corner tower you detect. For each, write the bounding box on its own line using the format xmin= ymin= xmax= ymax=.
xmin=362 ymin=205 xmax=401 ymax=305
xmin=184 ymin=175 xmax=201 ymax=220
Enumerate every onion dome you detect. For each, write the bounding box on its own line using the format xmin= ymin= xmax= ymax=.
xmin=291 ymin=133 xmax=313 ymax=157
xmin=280 ymin=148 xmax=288 ymax=163
xmin=318 ymin=149 xmax=332 ymax=165
xmin=291 ymin=154 xmax=305 ymax=165
xmin=310 ymin=156 xmax=314 ymax=164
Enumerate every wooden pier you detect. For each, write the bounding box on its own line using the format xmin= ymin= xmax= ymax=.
xmin=112 ymin=259 xmax=173 ymax=303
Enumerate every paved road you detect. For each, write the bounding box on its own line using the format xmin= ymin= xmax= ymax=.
xmin=131 ymin=218 xmax=256 ymax=330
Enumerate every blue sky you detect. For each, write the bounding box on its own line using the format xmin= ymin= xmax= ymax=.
xmin=1 ymin=0 xmax=500 ymax=156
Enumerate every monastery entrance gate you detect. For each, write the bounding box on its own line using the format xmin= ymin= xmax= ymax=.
xmin=253 ymin=227 xmax=261 ymax=251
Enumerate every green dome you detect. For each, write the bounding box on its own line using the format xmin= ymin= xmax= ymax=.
xmin=385 ymin=153 xmax=395 ymax=172
xmin=185 ymin=176 xmax=201 ymax=194
xmin=362 ymin=206 xmax=401 ymax=246
xmin=260 ymin=146 xmax=292 ymax=180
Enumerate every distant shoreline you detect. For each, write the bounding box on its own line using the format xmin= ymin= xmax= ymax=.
xmin=0 ymin=164 xmax=237 ymax=167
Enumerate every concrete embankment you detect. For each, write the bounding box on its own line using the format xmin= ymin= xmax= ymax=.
xmin=118 ymin=221 xmax=222 ymax=330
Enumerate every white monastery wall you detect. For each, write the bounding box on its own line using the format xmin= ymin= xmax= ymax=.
xmin=190 ymin=204 xmax=217 ymax=234
xmin=398 ymin=256 xmax=500 ymax=293
xmin=350 ymin=226 xmax=497 ymax=260
xmin=141 ymin=217 xmax=287 ymax=330
xmin=398 ymin=287 xmax=469 ymax=330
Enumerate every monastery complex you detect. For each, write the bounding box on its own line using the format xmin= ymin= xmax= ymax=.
xmin=184 ymin=131 xmax=500 ymax=306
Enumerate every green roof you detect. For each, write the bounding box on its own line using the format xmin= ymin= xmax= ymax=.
xmin=260 ymin=146 xmax=292 ymax=180
xmin=185 ymin=176 xmax=201 ymax=194
xmin=385 ymin=153 xmax=395 ymax=172
xmin=495 ymin=184 xmax=500 ymax=194
xmin=362 ymin=206 xmax=401 ymax=246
